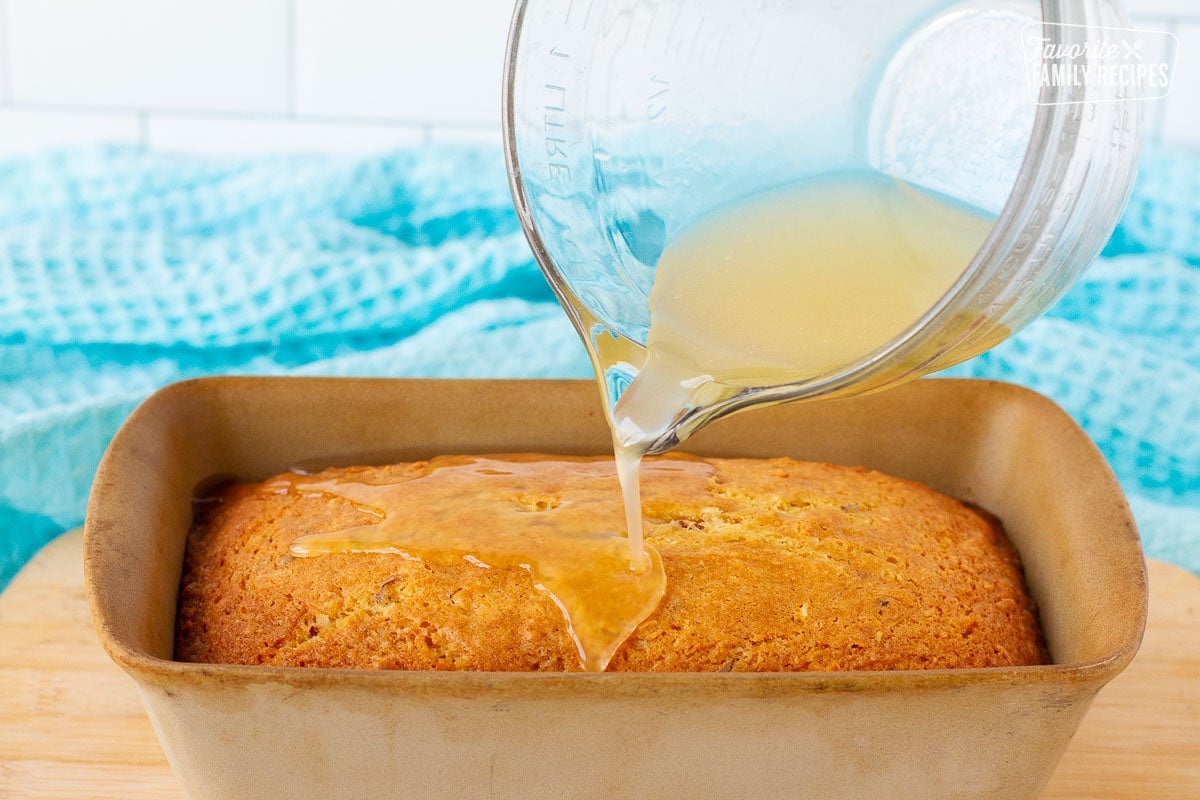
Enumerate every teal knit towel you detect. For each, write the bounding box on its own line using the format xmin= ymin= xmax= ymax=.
xmin=1 ymin=145 xmax=1197 ymax=589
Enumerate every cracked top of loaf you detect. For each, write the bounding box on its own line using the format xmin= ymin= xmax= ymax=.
xmin=175 ymin=454 xmax=1048 ymax=671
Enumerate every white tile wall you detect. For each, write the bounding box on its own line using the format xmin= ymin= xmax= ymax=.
xmin=1163 ymin=22 xmax=1200 ymax=146
xmin=0 ymin=107 xmax=140 ymax=154
xmin=6 ymin=0 xmax=289 ymax=112
xmin=1130 ymin=15 xmax=1173 ymax=141
xmin=0 ymin=0 xmax=1193 ymax=156
xmin=0 ymin=0 xmax=11 ymax=104
xmin=428 ymin=121 xmax=504 ymax=145
xmin=1130 ymin=0 xmax=1200 ymax=15
xmin=147 ymin=114 xmax=426 ymax=155
xmin=293 ymin=0 xmax=511 ymax=124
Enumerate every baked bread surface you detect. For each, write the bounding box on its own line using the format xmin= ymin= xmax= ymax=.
xmin=175 ymin=454 xmax=1048 ymax=671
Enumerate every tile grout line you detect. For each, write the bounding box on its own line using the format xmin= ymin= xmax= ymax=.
xmin=138 ymin=109 xmax=150 ymax=149
xmin=0 ymin=98 xmax=496 ymax=131
xmin=0 ymin=0 xmax=12 ymax=105
xmin=1132 ymin=14 xmax=1178 ymax=147
xmin=285 ymin=0 xmax=297 ymax=117
xmin=1152 ymin=17 xmax=1180 ymax=144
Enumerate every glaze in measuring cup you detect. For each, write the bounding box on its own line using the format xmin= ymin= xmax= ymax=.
xmin=503 ymin=0 xmax=1141 ymax=453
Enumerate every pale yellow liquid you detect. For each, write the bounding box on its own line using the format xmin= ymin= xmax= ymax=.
xmin=282 ymin=455 xmax=671 ymax=672
xmin=286 ymin=173 xmax=994 ymax=672
xmin=612 ymin=173 xmax=996 ymax=566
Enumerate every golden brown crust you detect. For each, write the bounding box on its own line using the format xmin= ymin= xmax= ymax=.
xmin=175 ymin=455 xmax=1048 ymax=671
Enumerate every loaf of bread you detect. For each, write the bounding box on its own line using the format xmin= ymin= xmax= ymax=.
xmin=175 ymin=454 xmax=1048 ymax=671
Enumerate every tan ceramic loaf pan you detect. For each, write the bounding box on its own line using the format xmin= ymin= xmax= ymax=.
xmin=84 ymin=377 xmax=1146 ymax=800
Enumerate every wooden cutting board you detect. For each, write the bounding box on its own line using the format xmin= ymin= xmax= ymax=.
xmin=0 ymin=531 xmax=1197 ymax=799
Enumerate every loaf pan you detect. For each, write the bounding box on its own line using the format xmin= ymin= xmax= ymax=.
xmin=84 ymin=377 xmax=1147 ymax=800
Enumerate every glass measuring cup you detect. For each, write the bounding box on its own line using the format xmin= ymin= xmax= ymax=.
xmin=503 ymin=0 xmax=1141 ymax=454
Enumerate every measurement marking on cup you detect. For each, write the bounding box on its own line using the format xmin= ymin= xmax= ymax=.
xmin=643 ymin=6 xmax=658 ymax=47
xmin=544 ymin=84 xmax=568 ymax=158
xmin=648 ymin=75 xmax=669 ymax=121
xmin=662 ymin=3 xmax=684 ymax=58
xmin=544 ymin=68 xmax=571 ymax=185
xmin=587 ymin=3 xmax=633 ymax=44
xmin=743 ymin=33 xmax=761 ymax=79
xmin=688 ymin=16 xmax=706 ymax=63
xmin=713 ymin=28 xmax=728 ymax=67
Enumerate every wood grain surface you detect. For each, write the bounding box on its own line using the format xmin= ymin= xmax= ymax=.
xmin=0 ymin=531 xmax=1197 ymax=799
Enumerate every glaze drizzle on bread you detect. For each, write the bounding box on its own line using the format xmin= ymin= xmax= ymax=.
xmin=175 ymin=454 xmax=1048 ymax=671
